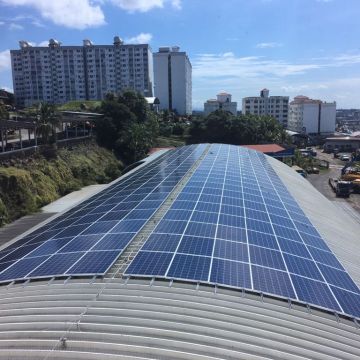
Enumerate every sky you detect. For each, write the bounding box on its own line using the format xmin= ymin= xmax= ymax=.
xmin=1 ymin=0 xmax=360 ymax=109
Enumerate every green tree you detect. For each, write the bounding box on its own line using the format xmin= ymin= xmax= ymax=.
xmin=35 ymin=103 xmax=60 ymax=144
xmin=118 ymin=91 xmax=149 ymax=122
xmin=95 ymin=91 xmax=159 ymax=164
xmin=187 ymin=111 xmax=287 ymax=146
xmin=0 ymin=103 xmax=8 ymax=120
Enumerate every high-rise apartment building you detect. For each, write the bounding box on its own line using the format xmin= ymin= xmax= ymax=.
xmin=153 ymin=46 xmax=192 ymax=115
xmin=10 ymin=37 xmax=154 ymax=107
xmin=204 ymin=92 xmax=237 ymax=116
xmin=242 ymin=89 xmax=289 ymax=126
xmin=287 ymin=95 xmax=336 ymax=135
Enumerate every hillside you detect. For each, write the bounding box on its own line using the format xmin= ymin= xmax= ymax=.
xmin=0 ymin=142 xmax=122 ymax=225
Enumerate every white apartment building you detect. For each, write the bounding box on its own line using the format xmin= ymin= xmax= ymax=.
xmin=11 ymin=37 xmax=154 ymax=107
xmin=242 ymin=89 xmax=289 ymax=126
xmin=153 ymin=46 xmax=192 ymax=115
xmin=287 ymin=95 xmax=336 ymax=135
xmin=204 ymin=92 xmax=237 ymax=116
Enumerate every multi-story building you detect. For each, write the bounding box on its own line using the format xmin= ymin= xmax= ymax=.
xmin=10 ymin=37 xmax=154 ymax=107
xmin=287 ymin=95 xmax=336 ymax=135
xmin=242 ymin=89 xmax=289 ymax=126
xmin=153 ymin=46 xmax=192 ymax=115
xmin=204 ymin=91 xmax=237 ymax=116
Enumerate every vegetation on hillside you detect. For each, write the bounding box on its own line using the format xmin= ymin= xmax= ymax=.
xmin=0 ymin=142 xmax=122 ymax=225
xmin=57 ymin=100 xmax=101 ymax=111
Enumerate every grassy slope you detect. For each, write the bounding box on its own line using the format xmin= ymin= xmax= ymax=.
xmin=155 ymin=136 xmax=186 ymax=147
xmin=0 ymin=142 xmax=122 ymax=225
xmin=58 ymin=101 xmax=101 ymax=111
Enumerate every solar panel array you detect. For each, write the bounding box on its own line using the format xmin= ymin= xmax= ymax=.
xmin=125 ymin=144 xmax=360 ymax=319
xmin=0 ymin=144 xmax=206 ymax=282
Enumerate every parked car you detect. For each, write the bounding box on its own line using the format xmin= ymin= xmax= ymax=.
xmin=340 ymin=154 xmax=350 ymax=161
xmin=292 ymin=165 xmax=308 ymax=178
xmin=306 ymin=147 xmax=317 ymax=156
xmin=306 ymin=166 xmax=320 ymax=174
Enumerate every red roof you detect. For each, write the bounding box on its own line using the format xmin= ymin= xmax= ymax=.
xmin=241 ymin=144 xmax=285 ymax=153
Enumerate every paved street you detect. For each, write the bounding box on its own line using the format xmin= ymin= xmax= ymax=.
xmin=307 ymin=149 xmax=360 ymax=216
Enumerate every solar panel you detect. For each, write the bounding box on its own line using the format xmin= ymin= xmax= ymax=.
xmin=124 ymin=144 xmax=360 ymax=319
xmin=0 ymin=144 xmax=206 ymax=283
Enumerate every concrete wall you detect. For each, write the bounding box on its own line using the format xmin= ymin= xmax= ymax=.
xmin=320 ymin=103 xmax=336 ymax=134
xmin=153 ymin=53 xmax=169 ymax=110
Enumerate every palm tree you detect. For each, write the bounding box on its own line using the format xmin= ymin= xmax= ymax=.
xmin=35 ymin=103 xmax=60 ymax=144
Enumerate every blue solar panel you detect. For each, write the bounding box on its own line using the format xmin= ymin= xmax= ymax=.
xmin=167 ymin=254 xmax=211 ymax=281
xmin=177 ymin=236 xmax=214 ymax=256
xmin=330 ymin=287 xmax=360 ymax=318
xmin=247 ymin=230 xmax=278 ymax=249
xmin=67 ymin=251 xmax=118 ymax=274
xmin=210 ymin=258 xmax=251 ymax=288
xmin=250 ymin=246 xmax=286 ymax=270
xmin=216 ymin=224 xmax=246 ymax=242
xmin=142 ymin=233 xmax=181 ymax=252
xmin=25 ymin=238 xmax=72 ymax=257
xmin=318 ymin=264 xmax=360 ymax=293
xmin=0 ymin=144 xmax=206 ymax=283
xmin=29 ymin=252 xmax=84 ymax=277
xmin=0 ymin=256 xmax=48 ymax=281
xmin=307 ymin=247 xmax=344 ymax=269
xmin=214 ymin=240 xmax=248 ymax=262
xmin=291 ymin=275 xmax=341 ymax=311
xmin=184 ymin=222 xmax=216 ymax=238
xmin=251 ymin=265 xmax=296 ymax=298
xmin=81 ymin=220 xmax=118 ymax=235
xmin=283 ymin=253 xmax=323 ymax=280
xmin=125 ymin=251 xmax=173 ymax=275
xmin=93 ymin=233 xmax=135 ymax=251
xmin=124 ymin=144 xmax=360 ymax=319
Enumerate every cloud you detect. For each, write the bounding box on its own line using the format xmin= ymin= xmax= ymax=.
xmin=111 ymin=0 xmax=181 ymax=12
xmin=125 ymin=33 xmax=152 ymax=44
xmin=0 ymin=86 xmax=13 ymax=92
xmin=8 ymin=14 xmax=45 ymax=27
xmin=193 ymin=52 xmax=321 ymax=79
xmin=191 ymin=51 xmax=360 ymax=108
xmin=37 ymin=40 xmax=49 ymax=47
xmin=171 ymin=0 xmax=181 ymax=9
xmin=281 ymin=84 xmax=328 ymax=93
xmin=0 ymin=50 xmax=11 ymax=72
xmin=9 ymin=22 xmax=24 ymax=30
xmin=28 ymin=40 xmax=49 ymax=47
xmin=0 ymin=0 xmax=105 ymax=29
xmin=256 ymin=42 xmax=283 ymax=49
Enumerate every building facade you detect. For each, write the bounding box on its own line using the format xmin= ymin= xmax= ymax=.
xmin=153 ymin=46 xmax=192 ymax=115
xmin=287 ymin=95 xmax=336 ymax=135
xmin=204 ymin=91 xmax=237 ymax=116
xmin=10 ymin=37 xmax=154 ymax=107
xmin=242 ymin=89 xmax=289 ymax=126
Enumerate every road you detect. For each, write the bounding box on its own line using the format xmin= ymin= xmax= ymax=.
xmin=307 ymin=150 xmax=360 ymax=215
